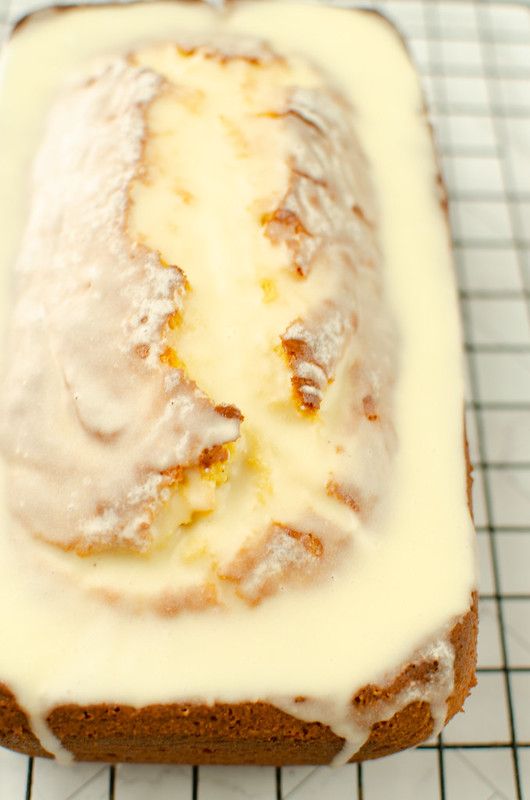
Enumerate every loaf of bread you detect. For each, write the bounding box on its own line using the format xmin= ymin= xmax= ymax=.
xmin=0 ymin=1 xmax=477 ymax=765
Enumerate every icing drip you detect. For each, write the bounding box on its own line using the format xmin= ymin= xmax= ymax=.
xmin=274 ymin=635 xmax=455 ymax=766
xmin=28 ymin=707 xmax=74 ymax=766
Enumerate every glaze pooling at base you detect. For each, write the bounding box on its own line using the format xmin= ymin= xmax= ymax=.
xmin=0 ymin=1 xmax=476 ymax=761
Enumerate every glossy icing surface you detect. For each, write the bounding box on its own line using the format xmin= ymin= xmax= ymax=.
xmin=0 ymin=1 xmax=476 ymax=762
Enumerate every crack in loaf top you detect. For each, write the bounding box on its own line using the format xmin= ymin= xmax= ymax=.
xmin=0 ymin=36 xmax=398 ymax=612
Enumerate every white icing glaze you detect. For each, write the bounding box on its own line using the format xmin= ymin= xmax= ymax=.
xmin=0 ymin=1 xmax=476 ymax=762
xmin=26 ymin=708 xmax=74 ymax=766
xmin=277 ymin=635 xmax=455 ymax=767
xmin=0 ymin=54 xmax=241 ymax=554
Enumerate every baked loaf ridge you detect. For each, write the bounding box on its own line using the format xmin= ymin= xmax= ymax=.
xmin=0 ymin=1 xmax=477 ymax=765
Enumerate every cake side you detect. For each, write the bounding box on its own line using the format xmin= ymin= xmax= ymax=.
xmin=0 ymin=596 xmax=477 ymax=763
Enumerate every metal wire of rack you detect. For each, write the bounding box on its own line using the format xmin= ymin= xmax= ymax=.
xmin=0 ymin=1 xmax=529 ymax=798
xmin=419 ymin=5 xmax=529 ymax=799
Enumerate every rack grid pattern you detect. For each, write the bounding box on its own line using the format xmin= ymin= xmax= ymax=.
xmin=1 ymin=1 xmax=529 ymax=798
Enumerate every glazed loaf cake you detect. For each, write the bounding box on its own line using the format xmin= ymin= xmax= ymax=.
xmin=0 ymin=1 xmax=477 ymax=765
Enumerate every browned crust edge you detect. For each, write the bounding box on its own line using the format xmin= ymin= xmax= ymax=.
xmin=1 ymin=1 xmax=477 ymax=765
xmin=0 ymin=592 xmax=477 ymax=764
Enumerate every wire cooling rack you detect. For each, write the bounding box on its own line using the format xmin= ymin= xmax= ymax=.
xmin=0 ymin=0 xmax=529 ymax=798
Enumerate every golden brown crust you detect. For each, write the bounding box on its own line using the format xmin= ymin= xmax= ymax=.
xmin=0 ymin=684 xmax=44 ymax=757
xmin=221 ymin=522 xmax=331 ymax=606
